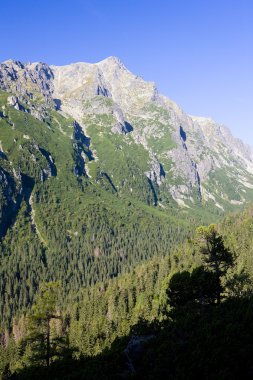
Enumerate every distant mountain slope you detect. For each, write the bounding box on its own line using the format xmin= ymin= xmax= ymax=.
xmin=0 ymin=57 xmax=253 ymax=324
xmin=1 ymin=57 xmax=253 ymax=213
xmin=0 ymin=88 xmax=189 ymax=326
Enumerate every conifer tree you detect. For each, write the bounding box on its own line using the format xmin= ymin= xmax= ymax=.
xmin=195 ymin=224 xmax=234 ymax=304
xmin=25 ymin=282 xmax=61 ymax=367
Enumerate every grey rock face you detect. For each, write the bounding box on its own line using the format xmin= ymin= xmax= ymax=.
xmin=145 ymin=155 xmax=165 ymax=186
xmin=1 ymin=61 xmax=53 ymax=122
xmin=111 ymin=106 xmax=133 ymax=134
xmin=7 ymin=94 xmax=49 ymax=122
xmin=7 ymin=95 xmax=27 ymax=112
xmin=0 ymin=60 xmax=54 ymax=104
xmin=29 ymin=106 xmax=48 ymax=122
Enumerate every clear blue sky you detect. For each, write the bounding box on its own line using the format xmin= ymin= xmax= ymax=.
xmin=1 ymin=0 xmax=253 ymax=144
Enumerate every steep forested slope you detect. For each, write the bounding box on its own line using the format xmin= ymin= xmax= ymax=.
xmin=0 ymin=89 xmax=197 ymax=327
xmin=2 ymin=206 xmax=253 ymax=379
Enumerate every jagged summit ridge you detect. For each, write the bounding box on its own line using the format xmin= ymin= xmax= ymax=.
xmin=1 ymin=57 xmax=253 ymax=210
xmin=51 ymin=56 xmax=158 ymax=117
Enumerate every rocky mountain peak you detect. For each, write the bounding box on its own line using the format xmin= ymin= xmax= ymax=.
xmin=0 ymin=59 xmax=54 ymax=104
xmin=96 ymin=55 xmax=126 ymax=69
xmin=1 ymin=56 xmax=253 ymax=211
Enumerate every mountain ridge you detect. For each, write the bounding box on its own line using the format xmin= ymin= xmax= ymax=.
xmin=1 ymin=55 xmax=253 ymax=347
xmin=1 ymin=56 xmax=253 ymax=213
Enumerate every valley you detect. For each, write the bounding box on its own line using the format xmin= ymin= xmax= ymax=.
xmin=1 ymin=57 xmax=253 ymax=379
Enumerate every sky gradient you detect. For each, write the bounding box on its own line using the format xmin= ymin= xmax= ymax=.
xmin=1 ymin=0 xmax=252 ymax=144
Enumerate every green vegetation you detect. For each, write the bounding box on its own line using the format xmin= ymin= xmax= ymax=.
xmin=194 ymin=224 xmax=234 ymax=303
xmin=1 ymin=217 xmax=253 ymax=379
xmin=2 ymin=88 xmax=253 ymax=379
xmin=0 ymin=90 xmax=198 ymax=330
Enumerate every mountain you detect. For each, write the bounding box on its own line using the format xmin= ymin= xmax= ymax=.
xmin=1 ymin=57 xmax=253 ymax=212
xmin=0 ymin=57 xmax=253 ymax=325
xmin=1 ymin=57 xmax=253 ymax=379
